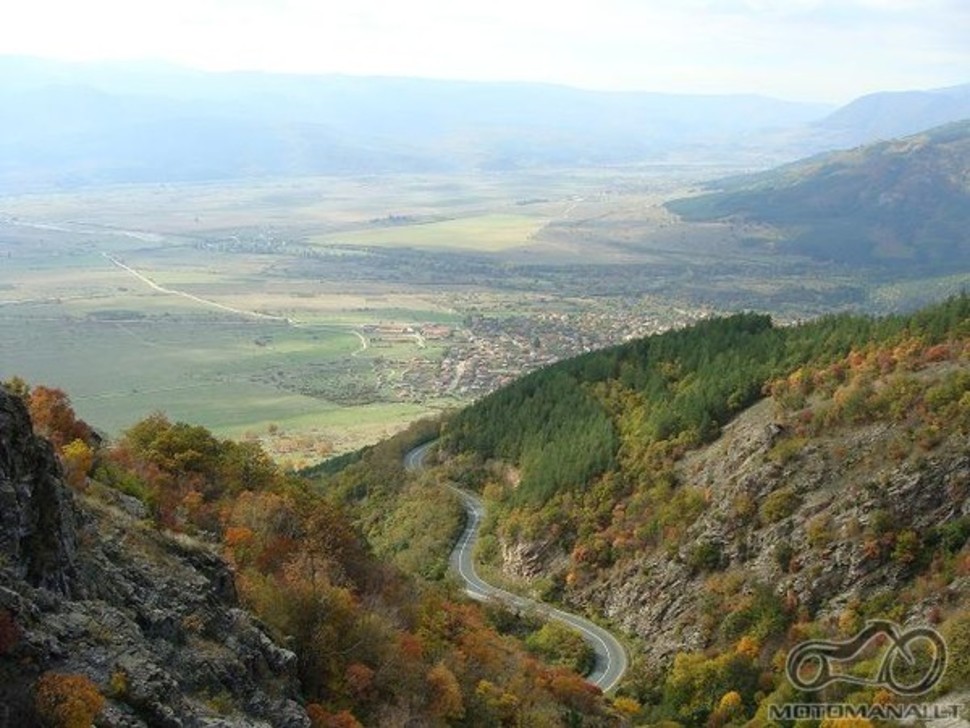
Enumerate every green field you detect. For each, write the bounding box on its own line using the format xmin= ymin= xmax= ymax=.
xmin=0 ymin=301 xmax=453 ymax=465
xmin=2 ymin=168 xmax=952 ymax=464
xmin=0 ymin=172 xmax=593 ymax=466
xmin=0 ymin=207 xmax=465 ymax=463
xmin=314 ymin=213 xmax=549 ymax=252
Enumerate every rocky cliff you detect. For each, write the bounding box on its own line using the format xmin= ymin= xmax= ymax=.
xmin=488 ymin=367 xmax=969 ymax=671
xmin=579 ymin=397 xmax=969 ymax=667
xmin=0 ymin=388 xmax=310 ymax=727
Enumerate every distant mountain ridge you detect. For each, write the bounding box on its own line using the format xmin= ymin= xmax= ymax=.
xmin=812 ymin=82 xmax=970 ymax=147
xmin=0 ymin=56 xmax=832 ymax=191
xmin=666 ymin=119 xmax=970 ymax=269
xmin=1 ymin=57 xmax=967 ymax=192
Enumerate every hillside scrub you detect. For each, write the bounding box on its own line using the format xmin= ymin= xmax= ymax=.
xmin=2 ymin=383 xmax=617 ymax=726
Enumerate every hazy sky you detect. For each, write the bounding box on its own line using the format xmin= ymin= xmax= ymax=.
xmin=2 ymin=0 xmax=968 ymax=102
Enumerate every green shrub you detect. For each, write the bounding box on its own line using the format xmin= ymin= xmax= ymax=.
xmin=866 ymin=509 xmax=895 ymax=538
xmin=662 ymin=650 xmax=759 ymax=725
xmin=928 ymin=516 xmax=970 ymax=555
xmin=687 ymin=540 xmax=725 ymax=575
xmin=525 ymin=622 xmax=596 ymax=675
xmin=766 ymin=436 xmax=807 ymax=464
xmin=807 ymin=515 xmax=834 ymax=548
xmin=774 ymin=543 xmax=794 ymax=573
xmin=891 ymin=529 xmax=921 ymax=565
xmin=719 ymin=584 xmax=789 ymax=642
xmin=940 ymin=611 xmax=970 ymax=691
xmin=759 ymin=488 xmax=801 ymax=524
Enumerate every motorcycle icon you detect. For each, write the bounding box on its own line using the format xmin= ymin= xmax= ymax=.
xmin=786 ymin=620 xmax=947 ymax=696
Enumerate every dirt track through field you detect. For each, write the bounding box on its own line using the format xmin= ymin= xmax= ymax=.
xmin=102 ymin=252 xmax=291 ymax=323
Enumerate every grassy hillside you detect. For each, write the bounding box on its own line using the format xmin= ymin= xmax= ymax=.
xmin=666 ymin=120 xmax=970 ymax=268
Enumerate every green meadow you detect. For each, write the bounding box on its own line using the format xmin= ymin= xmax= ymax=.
xmin=3 ymin=167 xmax=940 ymax=463
xmin=0 ymin=196 xmax=468 ymax=463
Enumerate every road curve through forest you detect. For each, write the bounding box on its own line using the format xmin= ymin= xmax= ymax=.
xmin=404 ymin=441 xmax=628 ymax=693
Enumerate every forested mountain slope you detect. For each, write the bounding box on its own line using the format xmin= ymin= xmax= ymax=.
xmin=666 ymin=120 xmax=970 ymax=269
xmin=440 ymin=296 xmax=970 ymax=725
xmin=444 ymin=298 xmax=969 ymax=499
xmin=811 ymin=83 xmax=970 ymax=148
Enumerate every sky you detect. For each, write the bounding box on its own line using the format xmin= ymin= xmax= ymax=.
xmin=1 ymin=0 xmax=968 ymax=103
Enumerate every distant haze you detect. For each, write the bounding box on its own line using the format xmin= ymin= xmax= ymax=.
xmin=2 ymin=0 xmax=969 ymax=103
xmin=1 ymin=56 xmax=969 ymax=193
xmin=0 ymin=59 xmax=834 ymax=191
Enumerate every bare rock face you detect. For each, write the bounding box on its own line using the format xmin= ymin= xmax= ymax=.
xmin=0 ymin=390 xmax=78 ymax=595
xmin=589 ymin=402 xmax=970 ymax=668
xmin=0 ymin=389 xmax=310 ymax=728
xmin=501 ymin=537 xmax=567 ymax=582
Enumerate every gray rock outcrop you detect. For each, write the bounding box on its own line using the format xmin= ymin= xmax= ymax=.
xmin=0 ymin=388 xmax=310 ymax=727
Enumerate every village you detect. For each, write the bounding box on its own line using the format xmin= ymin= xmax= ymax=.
xmin=377 ymin=303 xmax=713 ymax=404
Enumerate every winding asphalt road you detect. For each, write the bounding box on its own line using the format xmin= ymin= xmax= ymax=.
xmin=404 ymin=441 xmax=628 ymax=693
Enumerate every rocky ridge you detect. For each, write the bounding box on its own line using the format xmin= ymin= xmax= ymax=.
xmin=0 ymin=388 xmax=310 ymax=727
xmin=587 ymin=398 xmax=969 ymax=665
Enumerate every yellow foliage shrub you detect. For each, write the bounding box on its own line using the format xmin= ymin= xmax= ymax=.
xmin=34 ymin=672 xmax=104 ymax=728
xmin=61 ymin=439 xmax=94 ymax=490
